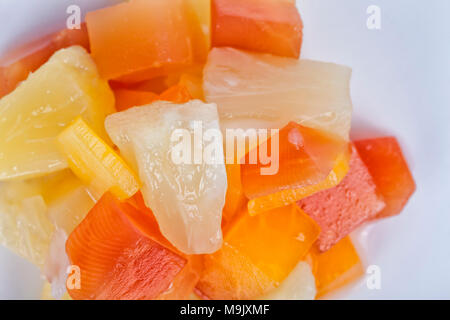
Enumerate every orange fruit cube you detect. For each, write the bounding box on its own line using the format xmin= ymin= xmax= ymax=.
xmin=241 ymin=122 xmax=348 ymax=200
xmin=308 ymin=236 xmax=364 ymax=298
xmin=222 ymin=164 xmax=246 ymax=227
xmin=248 ymin=149 xmax=350 ymax=215
xmin=196 ymin=205 xmax=320 ymax=299
xmin=211 ymin=0 xmax=303 ymax=58
xmin=298 ymin=145 xmax=385 ymax=251
xmin=354 ymin=137 xmax=416 ymax=219
xmin=113 ymin=89 xmax=158 ymax=111
xmin=86 ymin=0 xmax=193 ymax=82
xmin=66 ymin=192 xmax=186 ymax=300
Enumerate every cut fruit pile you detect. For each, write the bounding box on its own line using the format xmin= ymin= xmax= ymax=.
xmin=0 ymin=0 xmax=415 ymax=300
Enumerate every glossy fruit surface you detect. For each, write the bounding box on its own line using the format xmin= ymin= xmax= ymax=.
xmin=241 ymin=122 xmax=348 ymax=200
xmin=105 ymin=100 xmax=227 ymax=254
xmin=204 ymin=48 xmax=352 ymax=139
xmin=0 ymin=24 xmax=89 ymax=98
xmin=0 ymin=46 xmax=115 ymax=181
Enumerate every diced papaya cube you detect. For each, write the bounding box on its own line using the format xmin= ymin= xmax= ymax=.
xmin=57 ymin=117 xmax=140 ymax=200
xmin=222 ymin=164 xmax=246 ymax=226
xmin=298 ymin=145 xmax=385 ymax=252
xmin=125 ymin=191 xmax=174 ymax=251
xmin=308 ymin=236 xmax=364 ymax=298
xmin=113 ymin=89 xmax=158 ymax=111
xmin=124 ymin=192 xmax=203 ymax=300
xmin=159 ymin=84 xmax=193 ymax=103
xmin=86 ymin=0 xmax=193 ymax=81
xmin=66 ymin=192 xmax=187 ymax=300
xmin=0 ymin=24 xmax=89 ymax=97
xmin=196 ymin=205 xmax=320 ymax=299
xmin=248 ymin=148 xmax=350 ymax=215
xmin=127 ymin=195 xmax=203 ymax=300
xmin=241 ymin=122 xmax=348 ymax=200
xmin=158 ymin=255 xmax=203 ymax=300
xmin=211 ymin=0 xmax=303 ymax=58
xmin=354 ymin=137 xmax=416 ymax=219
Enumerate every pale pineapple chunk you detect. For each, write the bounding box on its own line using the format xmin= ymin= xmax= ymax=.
xmin=105 ymin=100 xmax=227 ymax=254
xmin=204 ymin=48 xmax=352 ymax=140
xmin=0 ymin=182 xmax=54 ymax=266
xmin=40 ymin=169 xmax=97 ymax=234
xmin=0 ymin=170 xmax=94 ymax=267
xmin=41 ymin=281 xmax=72 ymax=300
xmin=0 ymin=46 xmax=115 ymax=181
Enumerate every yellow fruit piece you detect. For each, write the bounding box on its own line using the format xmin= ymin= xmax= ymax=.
xmin=185 ymin=0 xmax=211 ymax=62
xmin=58 ymin=117 xmax=140 ymax=200
xmin=0 ymin=46 xmax=115 ymax=181
xmin=0 ymin=169 xmax=95 ymax=267
xmin=248 ymin=151 xmax=350 ymax=215
xmin=0 ymin=181 xmax=54 ymax=266
xmin=41 ymin=282 xmax=72 ymax=300
xmin=40 ymin=170 xmax=97 ymax=234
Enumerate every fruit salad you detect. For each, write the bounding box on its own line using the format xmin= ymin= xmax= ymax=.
xmin=0 ymin=0 xmax=415 ymax=300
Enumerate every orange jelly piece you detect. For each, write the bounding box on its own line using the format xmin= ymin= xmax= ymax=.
xmin=196 ymin=205 xmax=320 ymax=299
xmin=66 ymin=192 xmax=186 ymax=300
xmin=222 ymin=164 xmax=246 ymax=227
xmin=241 ymin=122 xmax=347 ymax=200
xmin=308 ymin=236 xmax=364 ymax=298
xmin=159 ymin=83 xmax=193 ymax=104
xmin=298 ymin=145 xmax=385 ymax=252
xmin=248 ymin=148 xmax=350 ymax=216
xmin=126 ymin=192 xmax=203 ymax=300
xmin=113 ymin=89 xmax=158 ymax=111
xmin=86 ymin=0 xmax=193 ymax=82
xmin=0 ymin=24 xmax=89 ymax=97
xmin=211 ymin=0 xmax=303 ymax=58
xmin=354 ymin=137 xmax=416 ymax=219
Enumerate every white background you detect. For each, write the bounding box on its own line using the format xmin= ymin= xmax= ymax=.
xmin=0 ymin=0 xmax=449 ymax=299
